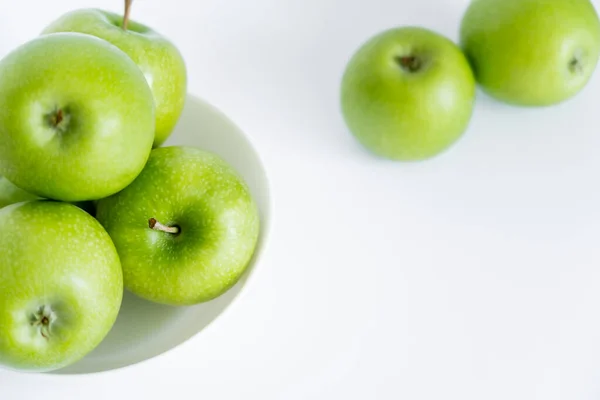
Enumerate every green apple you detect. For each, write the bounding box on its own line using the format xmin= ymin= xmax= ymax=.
xmin=0 ymin=176 xmax=41 ymax=208
xmin=0 ymin=32 xmax=155 ymax=202
xmin=341 ymin=27 xmax=476 ymax=161
xmin=0 ymin=176 xmax=96 ymax=216
xmin=42 ymin=0 xmax=187 ymax=147
xmin=0 ymin=201 xmax=123 ymax=372
xmin=460 ymin=0 xmax=600 ymax=106
xmin=96 ymin=146 xmax=260 ymax=306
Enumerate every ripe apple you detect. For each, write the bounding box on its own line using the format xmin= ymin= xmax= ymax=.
xmin=0 ymin=201 xmax=123 ymax=372
xmin=42 ymin=0 xmax=187 ymax=147
xmin=460 ymin=0 xmax=600 ymax=106
xmin=0 ymin=33 xmax=155 ymax=202
xmin=341 ymin=27 xmax=476 ymax=161
xmin=96 ymin=146 xmax=260 ymax=306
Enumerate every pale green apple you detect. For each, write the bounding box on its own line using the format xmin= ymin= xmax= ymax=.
xmin=0 ymin=33 xmax=155 ymax=202
xmin=0 ymin=176 xmax=41 ymax=208
xmin=460 ymin=0 xmax=600 ymax=106
xmin=341 ymin=27 xmax=476 ymax=161
xmin=0 ymin=201 xmax=123 ymax=372
xmin=42 ymin=3 xmax=187 ymax=147
xmin=0 ymin=176 xmax=96 ymax=215
xmin=96 ymin=146 xmax=260 ymax=306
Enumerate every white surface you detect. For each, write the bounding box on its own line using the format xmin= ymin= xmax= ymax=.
xmin=1 ymin=0 xmax=600 ymax=399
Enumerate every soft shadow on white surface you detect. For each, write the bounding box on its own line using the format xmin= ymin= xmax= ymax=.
xmin=54 ymin=94 xmax=271 ymax=374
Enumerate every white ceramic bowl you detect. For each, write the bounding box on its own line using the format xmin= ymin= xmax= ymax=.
xmin=54 ymin=94 xmax=271 ymax=375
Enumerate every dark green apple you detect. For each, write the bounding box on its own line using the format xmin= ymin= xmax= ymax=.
xmin=0 ymin=201 xmax=123 ymax=372
xmin=460 ymin=0 xmax=600 ymax=106
xmin=341 ymin=27 xmax=476 ymax=161
xmin=42 ymin=0 xmax=187 ymax=147
xmin=96 ymin=146 xmax=260 ymax=306
xmin=0 ymin=33 xmax=155 ymax=202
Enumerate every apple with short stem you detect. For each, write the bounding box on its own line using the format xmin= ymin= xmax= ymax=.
xmin=96 ymin=146 xmax=260 ymax=306
xmin=341 ymin=27 xmax=476 ymax=161
xmin=42 ymin=0 xmax=188 ymax=147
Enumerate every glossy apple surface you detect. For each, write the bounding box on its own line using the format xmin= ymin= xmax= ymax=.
xmin=96 ymin=146 xmax=260 ymax=306
xmin=341 ymin=27 xmax=476 ymax=161
xmin=0 ymin=33 xmax=155 ymax=202
xmin=43 ymin=7 xmax=187 ymax=147
xmin=0 ymin=201 xmax=123 ymax=372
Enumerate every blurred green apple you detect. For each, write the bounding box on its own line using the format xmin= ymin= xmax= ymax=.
xmin=0 ymin=176 xmax=96 ymax=215
xmin=0 ymin=176 xmax=41 ymax=208
xmin=0 ymin=33 xmax=155 ymax=202
xmin=341 ymin=27 xmax=476 ymax=161
xmin=96 ymin=146 xmax=260 ymax=306
xmin=460 ymin=0 xmax=600 ymax=106
xmin=42 ymin=0 xmax=187 ymax=147
xmin=0 ymin=201 xmax=123 ymax=372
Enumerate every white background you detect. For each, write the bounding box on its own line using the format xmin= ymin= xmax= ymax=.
xmin=2 ymin=0 xmax=600 ymax=399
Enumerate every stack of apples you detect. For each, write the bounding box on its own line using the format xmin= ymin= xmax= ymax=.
xmin=341 ymin=0 xmax=600 ymax=161
xmin=0 ymin=1 xmax=260 ymax=373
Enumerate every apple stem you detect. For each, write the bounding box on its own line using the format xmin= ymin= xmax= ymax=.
xmin=396 ymin=56 xmax=422 ymax=73
xmin=149 ymin=218 xmax=180 ymax=234
xmin=122 ymin=0 xmax=133 ymax=31
xmin=54 ymin=109 xmax=63 ymax=126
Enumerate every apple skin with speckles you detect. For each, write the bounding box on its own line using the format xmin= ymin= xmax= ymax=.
xmin=96 ymin=146 xmax=260 ymax=306
xmin=0 ymin=33 xmax=155 ymax=202
xmin=42 ymin=8 xmax=187 ymax=148
xmin=0 ymin=201 xmax=123 ymax=372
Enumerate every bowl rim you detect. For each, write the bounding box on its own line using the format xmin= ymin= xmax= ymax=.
xmin=32 ymin=93 xmax=273 ymax=378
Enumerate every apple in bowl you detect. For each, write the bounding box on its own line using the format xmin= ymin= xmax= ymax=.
xmin=42 ymin=0 xmax=187 ymax=148
xmin=96 ymin=146 xmax=261 ymax=306
xmin=0 ymin=32 xmax=155 ymax=202
xmin=0 ymin=201 xmax=123 ymax=372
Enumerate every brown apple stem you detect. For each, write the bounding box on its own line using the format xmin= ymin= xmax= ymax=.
xmin=397 ymin=56 xmax=422 ymax=73
xmin=149 ymin=218 xmax=180 ymax=234
xmin=123 ymin=0 xmax=133 ymax=31
xmin=52 ymin=109 xmax=63 ymax=126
